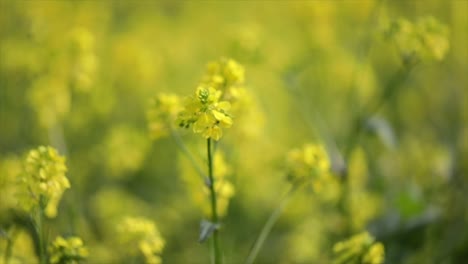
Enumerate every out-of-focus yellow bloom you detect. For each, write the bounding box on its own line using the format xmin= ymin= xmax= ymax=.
xmin=180 ymin=151 xmax=235 ymax=218
xmin=384 ymin=16 xmax=449 ymax=64
xmin=147 ymin=93 xmax=182 ymax=140
xmin=347 ymin=148 xmax=381 ymax=231
xmin=333 ymin=231 xmax=385 ymax=264
xmin=202 ymin=57 xmax=245 ymax=90
xmin=100 ymin=126 xmax=149 ymax=179
xmin=17 ymin=146 xmax=70 ymax=218
xmin=177 ymin=86 xmax=233 ymax=141
xmin=116 ymin=216 xmax=165 ymax=264
xmin=48 ymin=236 xmax=88 ymax=264
xmin=69 ymin=27 xmax=98 ymax=92
xmin=286 ymin=143 xmax=330 ymax=184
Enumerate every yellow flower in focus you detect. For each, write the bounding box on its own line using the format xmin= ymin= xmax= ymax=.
xmin=18 ymin=146 xmax=70 ymax=218
xmin=49 ymin=236 xmax=88 ymax=264
xmin=116 ymin=216 xmax=165 ymax=264
xmin=147 ymin=93 xmax=182 ymax=140
xmin=178 ymin=86 xmax=233 ymax=141
xmin=333 ymin=231 xmax=385 ymax=264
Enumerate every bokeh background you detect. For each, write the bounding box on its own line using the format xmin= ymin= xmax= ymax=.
xmin=1 ymin=0 xmax=467 ymax=263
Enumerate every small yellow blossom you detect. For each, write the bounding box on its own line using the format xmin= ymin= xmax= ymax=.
xmin=177 ymin=86 xmax=233 ymax=141
xmin=286 ymin=143 xmax=330 ymax=183
xmin=385 ymin=16 xmax=449 ymax=64
xmin=17 ymin=146 xmax=70 ymax=218
xmin=333 ymin=231 xmax=385 ymax=264
xmin=48 ymin=236 xmax=89 ymax=264
xmin=202 ymin=57 xmax=245 ymax=90
xmin=116 ymin=216 xmax=165 ymax=264
xmin=147 ymin=93 xmax=182 ymax=140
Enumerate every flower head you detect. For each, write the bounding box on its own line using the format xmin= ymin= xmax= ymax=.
xmin=333 ymin=231 xmax=385 ymax=264
xmin=384 ymin=16 xmax=449 ymax=65
xmin=147 ymin=93 xmax=182 ymax=140
xmin=116 ymin=216 xmax=165 ymax=264
xmin=177 ymin=86 xmax=233 ymax=141
xmin=48 ymin=236 xmax=88 ymax=264
xmin=202 ymin=57 xmax=245 ymax=90
xmin=286 ymin=143 xmax=330 ymax=184
xmin=18 ymin=146 xmax=70 ymax=218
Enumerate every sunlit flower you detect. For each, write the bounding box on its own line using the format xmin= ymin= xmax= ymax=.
xmin=177 ymin=86 xmax=233 ymax=141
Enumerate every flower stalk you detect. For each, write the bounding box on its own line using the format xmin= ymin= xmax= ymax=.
xmin=207 ymin=138 xmax=221 ymax=264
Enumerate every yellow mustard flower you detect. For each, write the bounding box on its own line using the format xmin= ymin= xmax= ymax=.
xmin=48 ymin=236 xmax=88 ymax=264
xmin=17 ymin=146 xmax=70 ymax=218
xmin=332 ymin=231 xmax=385 ymax=264
xmin=202 ymin=57 xmax=245 ymax=90
xmin=385 ymin=16 xmax=449 ymax=64
xmin=177 ymin=86 xmax=233 ymax=141
xmin=116 ymin=216 xmax=165 ymax=264
xmin=286 ymin=143 xmax=330 ymax=184
xmin=147 ymin=93 xmax=182 ymax=140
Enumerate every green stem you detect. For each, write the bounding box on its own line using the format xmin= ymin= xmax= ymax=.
xmin=37 ymin=199 xmax=48 ymax=264
xmin=170 ymin=128 xmax=208 ymax=181
xmin=244 ymin=184 xmax=299 ymax=264
xmin=207 ymin=138 xmax=221 ymax=264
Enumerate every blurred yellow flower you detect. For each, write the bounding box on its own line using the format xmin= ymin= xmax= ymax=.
xmin=202 ymin=57 xmax=245 ymax=91
xmin=384 ymin=16 xmax=449 ymax=64
xmin=286 ymin=143 xmax=330 ymax=184
xmin=116 ymin=216 xmax=165 ymax=264
xmin=333 ymin=231 xmax=385 ymax=264
xmin=18 ymin=146 xmax=70 ymax=218
xmin=49 ymin=236 xmax=89 ymax=264
xmin=147 ymin=93 xmax=182 ymax=140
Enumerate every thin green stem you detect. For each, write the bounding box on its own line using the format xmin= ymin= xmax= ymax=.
xmin=207 ymin=138 xmax=221 ymax=264
xmin=244 ymin=184 xmax=299 ymax=264
xmin=170 ymin=128 xmax=208 ymax=181
xmin=36 ymin=198 xmax=48 ymax=264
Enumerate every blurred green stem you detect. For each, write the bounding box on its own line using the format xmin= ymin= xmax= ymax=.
xmin=339 ymin=65 xmax=415 ymax=235
xmin=344 ymin=65 xmax=414 ymax=162
xmin=36 ymin=198 xmax=48 ymax=264
xmin=170 ymin=128 xmax=208 ymax=182
xmin=245 ymin=183 xmax=300 ymax=264
xmin=207 ymin=138 xmax=221 ymax=264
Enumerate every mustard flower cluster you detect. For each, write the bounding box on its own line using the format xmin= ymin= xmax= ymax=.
xmin=201 ymin=58 xmax=245 ymax=91
xmin=48 ymin=236 xmax=89 ymax=264
xmin=332 ymin=232 xmax=385 ymax=264
xmin=17 ymin=146 xmax=70 ymax=218
xmin=286 ymin=143 xmax=330 ymax=184
xmin=385 ymin=16 xmax=449 ymax=65
xmin=69 ymin=27 xmax=98 ymax=92
xmin=177 ymin=86 xmax=233 ymax=141
xmin=116 ymin=216 xmax=165 ymax=264
xmin=147 ymin=93 xmax=182 ymax=140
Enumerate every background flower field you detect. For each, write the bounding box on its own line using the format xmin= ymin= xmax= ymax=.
xmin=1 ymin=1 xmax=467 ymax=263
